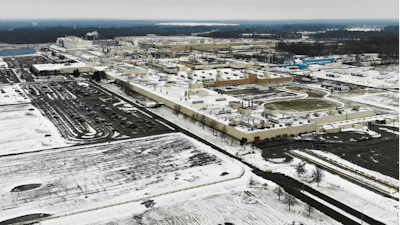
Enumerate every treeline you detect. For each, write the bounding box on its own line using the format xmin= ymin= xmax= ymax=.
xmin=0 ymin=26 xmax=234 ymax=44
xmin=276 ymin=35 xmax=399 ymax=58
xmin=203 ymin=29 xmax=398 ymax=41
xmin=311 ymin=28 xmax=399 ymax=40
xmin=0 ymin=24 xmax=398 ymax=46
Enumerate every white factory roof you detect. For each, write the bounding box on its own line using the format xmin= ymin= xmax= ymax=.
xmin=32 ymin=63 xmax=88 ymax=71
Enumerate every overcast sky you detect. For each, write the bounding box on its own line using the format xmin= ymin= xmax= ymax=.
xmin=0 ymin=0 xmax=398 ymax=20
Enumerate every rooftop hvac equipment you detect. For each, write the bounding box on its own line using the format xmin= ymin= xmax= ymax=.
xmin=218 ymin=110 xmax=231 ymax=115
xmin=192 ymin=100 xmax=204 ymax=104
xmin=215 ymin=98 xmax=226 ymax=101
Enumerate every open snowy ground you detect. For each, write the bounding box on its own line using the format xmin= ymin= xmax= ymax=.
xmin=0 ymin=103 xmax=69 ymax=155
xmin=40 ymin=165 xmax=341 ymax=225
xmin=308 ymin=64 xmax=399 ymax=89
xmin=0 ymin=133 xmax=242 ymax=223
xmin=88 ymin=183 xmax=341 ymax=225
xmin=342 ymin=92 xmax=399 ymax=111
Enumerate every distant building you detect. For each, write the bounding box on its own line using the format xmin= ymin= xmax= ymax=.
xmin=345 ymin=25 xmax=384 ymax=32
xmin=30 ymin=63 xmax=92 ymax=76
xmin=55 ymin=36 xmax=93 ymax=50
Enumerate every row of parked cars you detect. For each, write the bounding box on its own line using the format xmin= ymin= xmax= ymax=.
xmin=12 ymin=87 xmax=28 ymax=99
xmin=64 ymin=81 xmax=106 ymax=97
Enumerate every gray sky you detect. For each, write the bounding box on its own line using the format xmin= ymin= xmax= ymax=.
xmin=0 ymin=0 xmax=398 ymax=20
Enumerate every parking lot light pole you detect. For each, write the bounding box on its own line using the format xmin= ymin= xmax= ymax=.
xmin=361 ymin=206 xmax=364 ymax=224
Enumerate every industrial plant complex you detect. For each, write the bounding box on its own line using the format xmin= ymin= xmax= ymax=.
xmin=0 ymin=31 xmax=398 ymax=225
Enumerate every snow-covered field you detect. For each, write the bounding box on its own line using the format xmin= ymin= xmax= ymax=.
xmin=308 ymin=64 xmax=399 ymax=89
xmin=93 ymin=187 xmax=340 ymax=225
xmin=343 ymin=92 xmax=399 ymax=111
xmin=0 ymin=133 xmax=242 ymax=223
xmin=0 ymin=103 xmax=68 ymax=155
xmin=40 ymin=166 xmax=341 ymax=225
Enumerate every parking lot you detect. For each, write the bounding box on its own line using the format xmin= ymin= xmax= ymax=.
xmin=22 ymin=81 xmax=173 ymax=143
xmin=3 ymin=55 xmax=53 ymax=68
xmin=2 ymin=56 xmax=54 ymax=83
xmin=0 ymin=69 xmax=19 ymax=84
xmin=256 ymin=127 xmax=399 ymax=179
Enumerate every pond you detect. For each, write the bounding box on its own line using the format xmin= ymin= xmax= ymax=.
xmin=0 ymin=48 xmax=37 ymax=56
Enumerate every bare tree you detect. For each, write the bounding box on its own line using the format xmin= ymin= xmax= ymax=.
xmin=273 ymin=186 xmax=284 ymax=201
xmin=192 ymin=113 xmax=198 ymax=125
xmin=208 ymin=120 xmax=219 ymax=136
xmin=305 ymin=203 xmax=314 ymax=217
xmin=248 ymin=176 xmax=256 ymax=188
xmin=182 ymin=113 xmax=188 ymax=121
xmin=221 ymin=125 xmax=227 ymax=141
xmin=294 ymin=162 xmax=307 ymax=177
xmin=262 ymin=183 xmax=268 ymax=190
xmin=173 ymin=104 xmax=182 ymax=118
xmin=283 ymin=193 xmax=297 ymax=211
xmin=311 ymin=167 xmax=325 ymax=187
xmin=200 ymin=114 xmax=207 ymax=130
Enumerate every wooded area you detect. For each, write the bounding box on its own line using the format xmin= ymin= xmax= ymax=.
xmin=276 ymin=35 xmax=399 ymax=59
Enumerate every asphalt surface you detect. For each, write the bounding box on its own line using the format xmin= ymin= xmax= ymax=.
xmin=256 ymin=129 xmax=399 ymax=179
xmin=21 ymin=81 xmax=174 ymax=143
xmin=0 ymin=69 xmax=19 ymax=84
